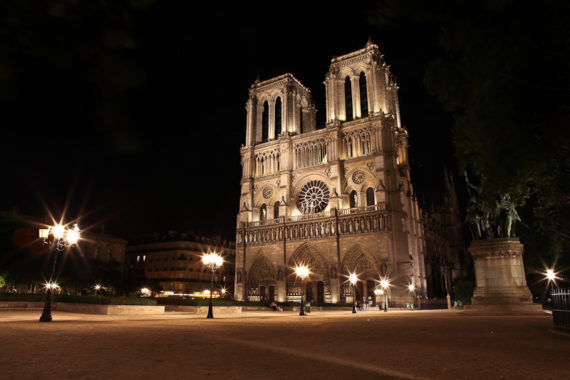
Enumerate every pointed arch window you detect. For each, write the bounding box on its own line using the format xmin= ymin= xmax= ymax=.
xmin=349 ymin=190 xmax=358 ymax=208
xmin=359 ymin=72 xmax=368 ymax=117
xmin=275 ymin=97 xmax=282 ymax=136
xmin=344 ymin=76 xmax=353 ymax=121
xmin=273 ymin=202 xmax=280 ymax=219
xmin=366 ymin=187 xmax=375 ymax=206
xmin=262 ymin=101 xmax=269 ymax=141
xmin=260 ymin=204 xmax=267 ymax=221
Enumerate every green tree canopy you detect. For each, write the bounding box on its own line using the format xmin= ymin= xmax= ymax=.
xmin=370 ymin=0 xmax=569 ymax=265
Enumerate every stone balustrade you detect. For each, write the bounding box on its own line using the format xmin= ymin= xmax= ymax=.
xmin=238 ymin=205 xmax=390 ymax=246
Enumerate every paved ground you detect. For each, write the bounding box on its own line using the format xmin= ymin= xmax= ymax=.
xmin=0 ymin=309 xmax=568 ymax=379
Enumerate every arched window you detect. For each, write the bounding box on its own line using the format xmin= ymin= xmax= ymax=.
xmin=262 ymin=101 xmax=269 ymax=141
xmin=349 ymin=190 xmax=358 ymax=208
xmin=260 ymin=204 xmax=267 ymax=221
xmin=275 ymin=97 xmax=282 ymax=136
xmin=359 ymin=72 xmax=368 ymax=117
xmin=345 ymin=76 xmax=353 ymax=121
xmin=366 ymin=187 xmax=375 ymax=206
xmin=273 ymin=202 xmax=280 ymax=219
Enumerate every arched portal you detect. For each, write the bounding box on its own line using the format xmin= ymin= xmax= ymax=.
xmin=287 ymin=244 xmax=330 ymax=303
xmin=247 ymin=254 xmax=276 ymax=302
xmin=340 ymin=245 xmax=379 ymax=303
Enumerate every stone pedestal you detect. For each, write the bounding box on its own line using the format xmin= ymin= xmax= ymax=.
xmin=465 ymin=238 xmax=542 ymax=313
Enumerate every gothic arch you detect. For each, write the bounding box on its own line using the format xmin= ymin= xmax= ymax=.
xmin=287 ymin=243 xmax=329 ymax=282
xmin=247 ymin=253 xmax=276 ymax=285
xmin=340 ymin=244 xmax=379 ymax=279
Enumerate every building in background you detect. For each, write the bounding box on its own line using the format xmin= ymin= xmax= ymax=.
xmin=125 ymin=231 xmax=235 ymax=296
xmin=0 ymin=211 xmax=126 ymax=293
xmin=421 ymin=169 xmax=468 ymax=298
xmin=235 ymin=40 xmax=427 ymax=306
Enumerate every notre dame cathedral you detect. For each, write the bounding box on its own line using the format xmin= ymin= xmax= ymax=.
xmin=235 ymin=40 xmax=453 ymax=306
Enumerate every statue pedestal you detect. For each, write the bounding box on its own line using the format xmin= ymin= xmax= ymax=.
xmin=465 ymin=238 xmax=542 ymax=313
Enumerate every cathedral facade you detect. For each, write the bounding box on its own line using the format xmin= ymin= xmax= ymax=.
xmin=235 ymin=41 xmax=427 ymax=306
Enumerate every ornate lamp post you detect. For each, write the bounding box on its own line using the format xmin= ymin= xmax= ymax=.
xmin=349 ymin=273 xmax=358 ymax=314
xmin=202 ymin=251 xmax=223 ymax=319
xmin=38 ymin=223 xmax=80 ymax=322
xmin=295 ymin=265 xmax=309 ymax=316
xmin=380 ymin=279 xmax=389 ymax=312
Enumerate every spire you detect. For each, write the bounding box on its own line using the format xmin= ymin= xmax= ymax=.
xmin=366 ymin=36 xmax=374 ymax=47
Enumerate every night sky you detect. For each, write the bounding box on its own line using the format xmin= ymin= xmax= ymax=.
xmin=1 ymin=1 xmax=456 ymax=240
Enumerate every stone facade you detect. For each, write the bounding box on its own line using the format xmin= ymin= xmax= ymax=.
xmin=125 ymin=233 xmax=235 ymax=295
xmin=235 ymin=41 xmax=426 ymax=306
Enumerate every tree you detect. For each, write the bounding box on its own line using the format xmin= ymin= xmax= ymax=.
xmin=369 ymin=1 xmax=570 ymax=269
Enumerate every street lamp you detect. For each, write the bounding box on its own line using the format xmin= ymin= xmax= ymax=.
xmin=408 ymin=283 xmax=415 ymax=310
xmin=380 ymin=278 xmax=390 ymax=312
xmin=94 ymin=284 xmax=102 ymax=296
xmin=202 ymin=251 xmax=223 ymax=319
xmin=295 ymin=265 xmax=310 ymax=316
xmin=349 ymin=273 xmax=358 ymax=314
xmin=38 ymin=223 xmax=80 ymax=322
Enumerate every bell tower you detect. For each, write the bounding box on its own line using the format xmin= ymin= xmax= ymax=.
xmin=245 ymin=73 xmax=316 ymax=146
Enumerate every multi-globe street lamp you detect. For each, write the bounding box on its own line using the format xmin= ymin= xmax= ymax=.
xmin=349 ymin=273 xmax=358 ymax=314
xmin=38 ymin=223 xmax=80 ymax=322
xmin=202 ymin=251 xmax=223 ymax=319
xmin=295 ymin=265 xmax=310 ymax=316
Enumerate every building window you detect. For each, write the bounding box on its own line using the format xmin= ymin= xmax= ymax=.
xmin=350 ymin=190 xmax=358 ymax=208
xmin=260 ymin=204 xmax=267 ymax=221
xmin=262 ymin=101 xmax=269 ymax=141
xmin=274 ymin=202 xmax=280 ymax=219
xmin=366 ymin=187 xmax=375 ymax=206
xmin=136 ymin=255 xmax=140 ymax=262
xmin=359 ymin=72 xmax=368 ymax=117
xmin=275 ymin=97 xmax=282 ymax=136
xmin=345 ymin=76 xmax=353 ymax=121
xmin=143 ymin=255 xmax=146 ymax=262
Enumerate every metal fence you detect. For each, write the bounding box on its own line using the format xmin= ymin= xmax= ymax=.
xmin=551 ymin=288 xmax=570 ymax=329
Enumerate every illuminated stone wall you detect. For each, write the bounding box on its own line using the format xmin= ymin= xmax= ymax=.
xmin=236 ymin=41 xmax=426 ymax=306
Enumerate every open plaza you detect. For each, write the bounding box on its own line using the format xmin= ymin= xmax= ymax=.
xmin=1 ymin=308 xmax=568 ymax=380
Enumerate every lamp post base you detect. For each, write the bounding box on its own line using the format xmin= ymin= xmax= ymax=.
xmin=207 ymin=304 xmax=214 ymax=319
xmin=39 ymin=289 xmax=53 ymax=322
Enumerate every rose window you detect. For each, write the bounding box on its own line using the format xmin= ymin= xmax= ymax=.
xmin=298 ymin=180 xmax=330 ymax=214
xmin=262 ymin=187 xmax=273 ymax=199
xmin=352 ymin=170 xmax=365 ymax=184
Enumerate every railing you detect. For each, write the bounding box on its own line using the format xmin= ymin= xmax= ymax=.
xmin=238 ymin=206 xmax=391 ymax=246
xmin=552 ymin=288 xmax=570 ymax=329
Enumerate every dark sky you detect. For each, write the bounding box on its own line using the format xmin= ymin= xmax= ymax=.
xmin=1 ymin=1 xmax=455 ymax=240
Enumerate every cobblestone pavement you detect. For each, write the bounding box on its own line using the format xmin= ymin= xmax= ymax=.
xmin=0 ymin=309 xmax=567 ymax=379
